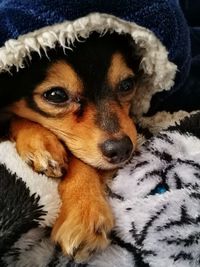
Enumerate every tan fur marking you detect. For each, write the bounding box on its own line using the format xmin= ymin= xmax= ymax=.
xmin=107 ymin=52 xmax=134 ymax=88
xmin=35 ymin=60 xmax=83 ymax=95
xmin=33 ymin=60 xmax=83 ymax=116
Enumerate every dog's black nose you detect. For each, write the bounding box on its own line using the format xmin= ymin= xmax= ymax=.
xmin=101 ymin=136 xmax=134 ymax=164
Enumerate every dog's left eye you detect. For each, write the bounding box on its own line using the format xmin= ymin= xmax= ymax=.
xmin=43 ymin=87 xmax=69 ymax=104
xmin=118 ymin=77 xmax=135 ymax=94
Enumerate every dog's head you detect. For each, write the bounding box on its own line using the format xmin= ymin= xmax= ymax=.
xmin=2 ymin=32 xmax=142 ymax=169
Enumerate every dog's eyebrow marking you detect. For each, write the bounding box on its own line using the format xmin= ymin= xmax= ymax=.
xmin=35 ymin=60 xmax=83 ymax=96
xmin=25 ymin=60 xmax=84 ymax=117
xmin=107 ymin=52 xmax=134 ymax=89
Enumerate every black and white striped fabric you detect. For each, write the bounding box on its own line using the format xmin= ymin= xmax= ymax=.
xmin=1 ymin=113 xmax=200 ymax=267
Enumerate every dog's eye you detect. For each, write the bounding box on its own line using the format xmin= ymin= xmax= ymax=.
xmin=118 ymin=77 xmax=135 ymax=95
xmin=43 ymin=87 xmax=69 ymax=104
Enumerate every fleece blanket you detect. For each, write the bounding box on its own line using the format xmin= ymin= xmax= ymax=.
xmin=1 ymin=113 xmax=200 ymax=267
xmin=1 ymin=0 xmax=200 ymax=266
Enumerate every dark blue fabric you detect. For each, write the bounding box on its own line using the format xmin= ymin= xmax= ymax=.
xmin=0 ymin=0 xmax=191 ymax=112
xmin=149 ymin=26 xmax=200 ymax=114
xmin=180 ymin=0 xmax=200 ymax=27
xmin=148 ymin=2 xmax=200 ymax=115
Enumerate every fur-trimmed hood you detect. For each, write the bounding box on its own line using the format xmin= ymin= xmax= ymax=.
xmin=0 ymin=0 xmax=190 ymax=116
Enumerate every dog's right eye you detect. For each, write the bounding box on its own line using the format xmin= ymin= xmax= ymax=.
xmin=118 ymin=77 xmax=135 ymax=95
xmin=43 ymin=87 xmax=69 ymax=104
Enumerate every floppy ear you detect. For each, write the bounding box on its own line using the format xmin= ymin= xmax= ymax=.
xmin=168 ymin=112 xmax=200 ymax=139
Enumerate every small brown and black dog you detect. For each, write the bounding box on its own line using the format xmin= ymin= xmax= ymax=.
xmin=0 ymin=32 xmax=141 ymax=262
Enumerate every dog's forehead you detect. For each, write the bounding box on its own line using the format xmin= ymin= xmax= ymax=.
xmin=45 ymin=60 xmax=83 ymax=95
xmin=47 ymin=51 xmax=133 ymax=86
xmin=66 ymin=34 xmax=134 ymax=85
xmin=45 ymin=38 xmax=134 ymax=103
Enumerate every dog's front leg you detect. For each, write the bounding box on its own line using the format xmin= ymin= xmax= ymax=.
xmin=52 ymin=156 xmax=114 ymax=263
xmin=9 ymin=116 xmax=68 ymax=178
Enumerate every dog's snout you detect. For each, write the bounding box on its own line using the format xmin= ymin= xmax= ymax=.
xmin=101 ymin=136 xmax=134 ymax=164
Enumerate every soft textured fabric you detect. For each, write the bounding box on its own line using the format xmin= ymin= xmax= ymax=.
xmin=0 ymin=0 xmax=190 ymax=112
xmin=1 ymin=113 xmax=200 ymax=267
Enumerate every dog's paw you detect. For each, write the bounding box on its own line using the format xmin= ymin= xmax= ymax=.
xmin=15 ymin=130 xmax=68 ymax=178
xmin=52 ymin=199 xmax=114 ymax=263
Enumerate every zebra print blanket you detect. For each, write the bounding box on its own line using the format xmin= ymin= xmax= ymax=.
xmin=1 ymin=112 xmax=200 ymax=267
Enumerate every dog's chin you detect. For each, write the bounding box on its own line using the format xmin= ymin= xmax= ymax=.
xmin=80 ymin=156 xmax=132 ymax=171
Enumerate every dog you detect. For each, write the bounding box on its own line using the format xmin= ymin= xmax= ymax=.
xmin=0 ymin=32 xmax=141 ymax=262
